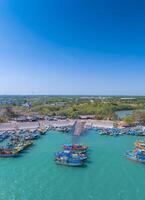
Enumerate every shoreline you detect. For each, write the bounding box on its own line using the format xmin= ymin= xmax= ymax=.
xmin=0 ymin=119 xmax=113 ymax=131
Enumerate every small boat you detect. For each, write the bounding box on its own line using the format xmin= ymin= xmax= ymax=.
xmin=23 ymin=140 xmax=33 ymax=148
xmin=31 ymin=132 xmax=40 ymax=140
xmin=55 ymin=150 xmax=87 ymax=161
xmin=135 ymin=141 xmax=145 ymax=151
xmin=63 ymin=144 xmax=88 ymax=151
xmin=24 ymin=133 xmax=40 ymax=140
xmin=125 ymin=150 xmax=145 ymax=163
xmin=13 ymin=140 xmax=33 ymax=152
xmin=39 ymin=130 xmax=47 ymax=135
xmin=0 ymin=149 xmax=18 ymax=158
xmin=72 ymin=149 xmax=87 ymax=154
xmin=55 ymin=157 xmax=84 ymax=167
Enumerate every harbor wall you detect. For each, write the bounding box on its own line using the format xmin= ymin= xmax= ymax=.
xmin=0 ymin=119 xmax=113 ymax=131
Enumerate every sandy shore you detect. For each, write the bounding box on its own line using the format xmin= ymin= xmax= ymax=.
xmin=0 ymin=119 xmax=113 ymax=131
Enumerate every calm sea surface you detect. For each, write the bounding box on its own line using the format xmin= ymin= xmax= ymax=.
xmin=0 ymin=130 xmax=145 ymax=200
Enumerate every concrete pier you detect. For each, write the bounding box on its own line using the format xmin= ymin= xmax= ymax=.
xmin=73 ymin=121 xmax=86 ymax=136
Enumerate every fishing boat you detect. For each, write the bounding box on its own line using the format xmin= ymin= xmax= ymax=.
xmin=23 ymin=132 xmax=40 ymax=140
xmin=63 ymin=144 xmax=88 ymax=151
xmin=0 ymin=149 xmax=18 ymax=158
xmin=14 ymin=140 xmax=33 ymax=152
xmin=31 ymin=132 xmax=40 ymax=139
xmin=38 ymin=129 xmax=47 ymax=135
xmin=23 ymin=140 xmax=33 ymax=148
xmin=72 ymin=149 xmax=87 ymax=154
xmin=125 ymin=149 xmax=145 ymax=163
xmin=55 ymin=150 xmax=87 ymax=161
xmin=135 ymin=141 xmax=145 ymax=151
xmin=55 ymin=157 xmax=84 ymax=167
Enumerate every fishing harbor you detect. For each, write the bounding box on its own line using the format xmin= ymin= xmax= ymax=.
xmin=1 ymin=130 xmax=145 ymax=200
xmin=1 ymin=0 xmax=145 ymax=197
xmin=1 ymin=115 xmax=145 ymax=199
xmin=1 ymin=119 xmax=145 ymax=160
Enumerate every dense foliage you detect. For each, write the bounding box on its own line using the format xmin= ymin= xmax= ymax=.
xmin=124 ymin=111 xmax=145 ymax=126
xmin=1 ymin=96 xmax=145 ymax=121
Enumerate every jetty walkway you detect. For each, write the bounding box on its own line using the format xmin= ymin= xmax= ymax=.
xmin=73 ymin=121 xmax=86 ymax=136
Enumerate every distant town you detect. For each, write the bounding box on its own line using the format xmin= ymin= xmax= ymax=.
xmin=0 ymin=95 xmax=145 ymax=128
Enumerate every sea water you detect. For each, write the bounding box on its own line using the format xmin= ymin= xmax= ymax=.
xmin=0 ymin=130 xmax=145 ymax=200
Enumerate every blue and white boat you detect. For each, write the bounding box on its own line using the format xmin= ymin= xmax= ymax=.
xmin=55 ymin=157 xmax=84 ymax=166
xmin=55 ymin=150 xmax=87 ymax=161
xmin=125 ymin=149 xmax=145 ymax=163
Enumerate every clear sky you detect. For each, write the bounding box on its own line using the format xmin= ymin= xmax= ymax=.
xmin=0 ymin=0 xmax=145 ymax=95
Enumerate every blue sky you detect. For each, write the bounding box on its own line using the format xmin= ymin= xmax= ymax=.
xmin=0 ymin=0 xmax=145 ymax=95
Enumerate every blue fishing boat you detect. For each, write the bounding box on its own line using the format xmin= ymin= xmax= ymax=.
xmin=31 ymin=132 xmax=40 ymax=140
xmin=55 ymin=143 xmax=89 ymax=166
xmin=23 ymin=132 xmax=40 ymax=140
xmin=55 ymin=157 xmax=84 ymax=166
xmin=55 ymin=150 xmax=87 ymax=161
xmin=63 ymin=144 xmax=88 ymax=151
xmin=125 ymin=149 xmax=145 ymax=163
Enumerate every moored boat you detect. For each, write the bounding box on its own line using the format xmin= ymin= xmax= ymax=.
xmin=63 ymin=144 xmax=88 ymax=151
xmin=55 ymin=157 xmax=84 ymax=166
xmin=55 ymin=150 xmax=87 ymax=161
xmin=135 ymin=141 xmax=145 ymax=151
xmin=125 ymin=148 xmax=145 ymax=163
xmin=0 ymin=149 xmax=18 ymax=158
xmin=55 ymin=143 xmax=89 ymax=167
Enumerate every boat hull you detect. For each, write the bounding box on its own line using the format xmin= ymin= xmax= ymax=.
xmin=55 ymin=160 xmax=84 ymax=167
xmin=0 ymin=154 xmax=18 ymax=158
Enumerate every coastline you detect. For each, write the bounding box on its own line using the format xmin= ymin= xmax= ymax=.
xmin=0 ymin=119 xmax=113 ymax=131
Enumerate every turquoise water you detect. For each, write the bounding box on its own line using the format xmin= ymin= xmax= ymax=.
xmin=1 ymin=131 xmax=145 ymax=200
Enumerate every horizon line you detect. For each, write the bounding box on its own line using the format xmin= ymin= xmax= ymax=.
xmin=0 ymin=94 xmax=145 ymax=97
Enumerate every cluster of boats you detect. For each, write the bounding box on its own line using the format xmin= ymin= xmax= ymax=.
xmin=55 ymin=144 xmax=88 ymax=167
xmin=125 ymin=140 xmax=145 ymax=163
xmin=0 ymin=129 xmax=47 ymax=158
xmin=96 ymin=127 xmax=145 ymax=136
xmin=52 ymin=127 xmax=71 ymax=133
